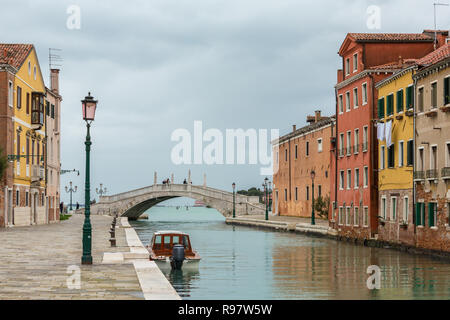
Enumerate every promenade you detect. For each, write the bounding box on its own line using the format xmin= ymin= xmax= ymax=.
xmin=0 ymin=215 xmax=144 ymax=299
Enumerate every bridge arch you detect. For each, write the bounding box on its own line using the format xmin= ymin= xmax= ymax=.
xmin=91 ymin=184 xmax=265 ymax=219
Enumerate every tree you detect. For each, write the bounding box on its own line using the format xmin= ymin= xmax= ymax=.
xmin=314 ymin=195 xmax=330 ymax=219
xmin=0 ymin=147 xmax=8 ymax=181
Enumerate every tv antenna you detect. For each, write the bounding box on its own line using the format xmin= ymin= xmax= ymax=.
xmin=433 ymin=2 xmax=449 ymax=49
xmin=49 ymin=48 xmax=63 ymax=82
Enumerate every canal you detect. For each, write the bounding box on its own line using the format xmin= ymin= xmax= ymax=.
xmin=130 ymin=206 xmax=450 ymax=300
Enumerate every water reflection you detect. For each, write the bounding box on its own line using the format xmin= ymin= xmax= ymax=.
xmin=165 ymin=269 xmax=200 ymax=298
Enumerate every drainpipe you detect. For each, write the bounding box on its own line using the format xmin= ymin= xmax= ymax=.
xmin=413 ymin=71 xmax=417 ymax=235
xmin=369 ymin=73 xmax=378 ymax=238
xmin=334 ymin=87 xmax=338 ymax=224
xmin=288 ymin=139 xmax=291 ymax=201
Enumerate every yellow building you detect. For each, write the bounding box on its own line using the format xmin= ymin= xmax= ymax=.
xmin=1 ymin=44 xmax=47 ymax=226
xmin=375 ymin=63 xmax=416 ymax=245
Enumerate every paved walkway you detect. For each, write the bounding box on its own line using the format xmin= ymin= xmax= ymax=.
xmin=0 ymin=214 xmax=144 ymax=299
xmin=244 ymin=214 xmax=328 ymax=227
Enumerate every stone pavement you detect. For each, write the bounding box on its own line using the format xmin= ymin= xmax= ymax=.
xmin=0 ymin=214 xmax=144 ymax=299
xmin=246 ymin=214 xmax=329 ymax=227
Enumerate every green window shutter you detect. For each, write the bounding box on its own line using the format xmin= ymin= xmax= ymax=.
xmin=428 ymin=203 xmax=435 ymax=227
xmin=397 ymin=90 xmax=404 ymax=112
xmin=406 ymin=86 xmax=413 ymax=109
xmin=407 ymin=140 xmax=413 ymax=166
xmin=445 ymin=77 xmax=450 ymax=105
xmin=415 ymin=204 xmax=421 ymax=225
xmin=378 ymin=98 xmax=385 ymax=119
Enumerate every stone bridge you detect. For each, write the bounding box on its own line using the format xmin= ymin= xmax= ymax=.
xmin=90 ymin=184 xmax=265 ymax=219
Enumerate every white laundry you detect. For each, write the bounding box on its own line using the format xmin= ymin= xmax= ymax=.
xmin=377 ymin=122 xmax=385 ymax=141
xmin=385 ymin=120 xmax=393 ymax=147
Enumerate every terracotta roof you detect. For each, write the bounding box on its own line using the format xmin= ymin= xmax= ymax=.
xmin=0 ymin=44 xmax=33 ymax=70
xmin=348 ymin=33 xmax=433 ymax=42
xmin=274 ymin=116 xmax=335 ymax=145
xmin=416 ymin=43 xmax=450 ymax=66
xmin=369 ymin=58 xmax=418 ymax=70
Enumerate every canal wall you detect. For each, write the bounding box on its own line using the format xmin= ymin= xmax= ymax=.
xmin=102 ymin=217 xmax=181 ymax=300
xmin=226 ymin=216 xmax=450 ymax=261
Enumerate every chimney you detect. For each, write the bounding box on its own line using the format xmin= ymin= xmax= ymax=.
xmin=50 ymin=69 xmax=60 ymax=93
xmin=292 ymin=124 xmax=296 ymax=132
xmin=398 ymin=55 xmax=403 ymax=67
xmin=315 ymin=110 xmax=321 ymax=122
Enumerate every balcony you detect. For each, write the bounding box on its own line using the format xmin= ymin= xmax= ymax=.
xmin=414 ymin=171 xmax=425 ymax=181
xmin=31 ymin=165 xmax=44 ymax=183
xmin=426 ymin=169 xmax=438 ymax=180
xmin=442 ymin=167 xmax=450 ymax=180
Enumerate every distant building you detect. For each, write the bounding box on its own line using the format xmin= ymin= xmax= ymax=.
xmin=272 ymin=110 xmax=335 ymax=217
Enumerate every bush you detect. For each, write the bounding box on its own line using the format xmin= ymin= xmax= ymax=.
xmin=314 ymin=195 xmax=330 ymax=219
xmin=60 ymin=214 xmax=72 ymax=221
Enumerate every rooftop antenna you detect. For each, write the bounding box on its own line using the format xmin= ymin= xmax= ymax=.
xmin=49 ymin=48 xmax=63 ymax=83
xmin=433 ymin=2 xmax=449 ymax=49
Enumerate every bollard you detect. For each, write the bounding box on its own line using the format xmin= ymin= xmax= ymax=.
xmin=109 ymin=230 xmax=115 ymax=238
xmin=109 ymin=237 xmax=116 ymax=247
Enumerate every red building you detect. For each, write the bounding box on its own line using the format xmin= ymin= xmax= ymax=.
xmin=329 ymin=31 xmax=444 ymax=240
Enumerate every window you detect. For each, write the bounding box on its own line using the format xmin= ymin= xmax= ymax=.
xmin=363 ymin=126 xmax=368 ymax=152
xmin=431 ymin=145 xmax=437 ymax=170
xmin=338 ymin=207 xmax=344 ymax=225
xmin=445 ymin=77 xmax=450 ymax=105
xmin=345 ymin=92 xmax=350 ymax=111
xmin=396 ymin=89 xmax=404 ymax=112
xmin=295 ymin=187 xmax=298 ymax=201
xmin=354 ymin=207 xmax=359 ymax=226
xmin=339 ymin=95 xmax=344 ymax=114
xmin=51 ymin=104 xmax=55 ymax=119
xmin=346 ymin=131 xmax=351 ymax=155
xmin=363 ymin=166 xmax=368 ymax=187
xmin=26 ymin=92 xmax=30 ymax=114
xmin=345 ymin=58 xmax=350 ymax=75
xmin=318 ymin=185 xmax=322 ymax=197
xmin=446 ymin=142 xmax=450 ymax=167
xmin=363 ymin=207 xmax=369 ymax=226
xmin=418 ymin=147 xmax=424 ymax=171
xmin=284 ymin=189 xmax=287 ymax=201
xmin=447 ymin=202 xmax=450 ymax=225
xmin=381 ymin=197 xmax=386 ymax=219
xmin=403 ymin=196 xmax=409 ymax=223
xmin=416 ymin=202 xmax=425 ymax=226
xmin=285 ymin=149 xmax=288 ymax=162
xmin=406 ymin=86 xmax=413 ymax=109
xmin=428 ymin=202 xmax=437 ymax=227
xmin=380 ymin=145 xmax=385 ymax=169
xmin=353 ymin=53 xmax=358 ymax=72
xmin=346 ymin=207 xmax=351 ymax=225
xmin=295 ymin=145 xmax=298 ymax=159
xmin=17 ymin=86 xmax=22 ymax=109
xmin=33 ymin=65 xmax=37 ymax=80
xmin=28 ymin=61 xmax=31 ymax=74
xmin=418 ymin=87 xmax=424 ymax=112
xmin=399 ymin=141 xmax=404 ymax=167
xmin=16 ymin=190 xmax=19 ymax=206
xmin=391 ymin=197 xmax=397 ymax=220
xmin=387 ymin=145 xmax=394 ymax=168
xmin=306 ymin=186 xmax=309 ymax=200
xmin=354 ymin=129 xmax=359 ymax=153
xmin=407 ymin=140 xmax=414 ymax=166
xmin=339 ymin=133 xmax=344 ymax=156
xmin=347 ymin=169 xmax=351 ymax=189
xmin=353 ymin=87 xmax=358 ymax=108
xmin=340 ymin=170 xmax=344 ymax=189
xmin=317 ymin=138 xmax=322 ymax=153
xmin=306 ymin=141 xmax=309 ymax=156
xmin=25 ymin=191 xmax=29 ymax=207
xmin=378 ymin=97 xmax=385 ymax=118
xmin=362 ymin=83 xmax=368 ymax=105
xmin=8 ymin=81 xmax=13 ymax=107
xmin=431 ymin=82 xmax=437 ymax=109
xmin=386 ymin=94 xmax=394 ymax=116
xmin=355 ymin=168 xmax=360 ymax=188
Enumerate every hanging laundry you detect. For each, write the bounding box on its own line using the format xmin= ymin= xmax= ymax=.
xmin=377 ymin=122 xmax=385 ymax=141
xmin=385 ymin=120 xmax=393 ymax=147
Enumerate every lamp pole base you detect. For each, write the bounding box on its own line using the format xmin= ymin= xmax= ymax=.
xmin=81 ymin=255 xmax=93 ymax=265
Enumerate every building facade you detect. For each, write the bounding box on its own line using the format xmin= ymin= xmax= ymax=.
xmin=45 ymin=69 xmax=62 ymax=223
xmin=272 ymin=111 xmax=335 ymax=218
xmin=413 ymin=44 xmax=450 ymax=252
xmin=0 ymin=44 xmax=48 ymax=227
xmin=330 ymin=31 xmax=440 ymax=240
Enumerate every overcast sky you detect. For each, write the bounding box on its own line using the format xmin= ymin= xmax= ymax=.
xmin=1 ymin=0 xmax=449 ymax=204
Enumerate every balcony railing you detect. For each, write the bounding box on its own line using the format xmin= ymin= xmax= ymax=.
xmin=31 ymin=165 xmax=44 ymax=182
xmin=441 ymin=167 xmax=450 ymax=179
xmin=426 ymin=169 xmax=438 ymax=179
xmin=414 ymin=171 xmax=425 ymax=180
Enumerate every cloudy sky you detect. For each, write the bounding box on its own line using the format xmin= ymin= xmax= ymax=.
xmin=1 ymin=0 xmax=449 ymax=204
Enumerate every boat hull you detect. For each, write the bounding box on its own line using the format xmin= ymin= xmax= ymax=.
xmin=153 ymin=257 xmax=200 ymax=271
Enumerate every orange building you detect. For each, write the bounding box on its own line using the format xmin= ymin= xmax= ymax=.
xmin=272 ymin=111 xmax=335 ymax=217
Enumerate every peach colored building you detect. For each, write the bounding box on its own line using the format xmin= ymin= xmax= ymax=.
xmin=272 ymin=111 xmax=335 ymax=217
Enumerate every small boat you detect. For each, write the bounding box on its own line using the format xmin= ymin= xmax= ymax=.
xmin=146 ymin=230 xmax=201 ymax=270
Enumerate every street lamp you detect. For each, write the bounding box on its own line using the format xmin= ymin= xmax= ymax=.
xmin=263 ymin=177 xmax=269 ymax=221
xmin=268 ymin=181 xmax=272 ymax=212
xmin=65 ymin=181 xmax=77 ymax=211
xmin=310 ymin=170 xmax=316 ymax=225
xmin=232 ymin=182 xmax=236 ymax=218
xmin=96 ymin=183 xmax=107 ymax=197
xmin=81 ymin=92 xmax=98 ymax=265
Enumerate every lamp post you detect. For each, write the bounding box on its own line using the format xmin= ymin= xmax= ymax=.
xmin=81 ymin=92 xmax=98 ymax=265
xmin=232 ymin=182 xmax=236 ymax=218
xmin=310 ymin=170 xmax=315 ymax=225
xmin=64 ymin=181 xmax=77 ymax=211
xmin=96 ymin=183 xmax=107 ymax=197
xmin=268 ymin=181 xmax=272 ymax=212
xmin=263 ymin=177 xmax=269 ymax=221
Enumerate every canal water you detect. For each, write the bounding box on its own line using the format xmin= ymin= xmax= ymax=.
xmin=131 ymin=206 xmax=450 ymax=300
